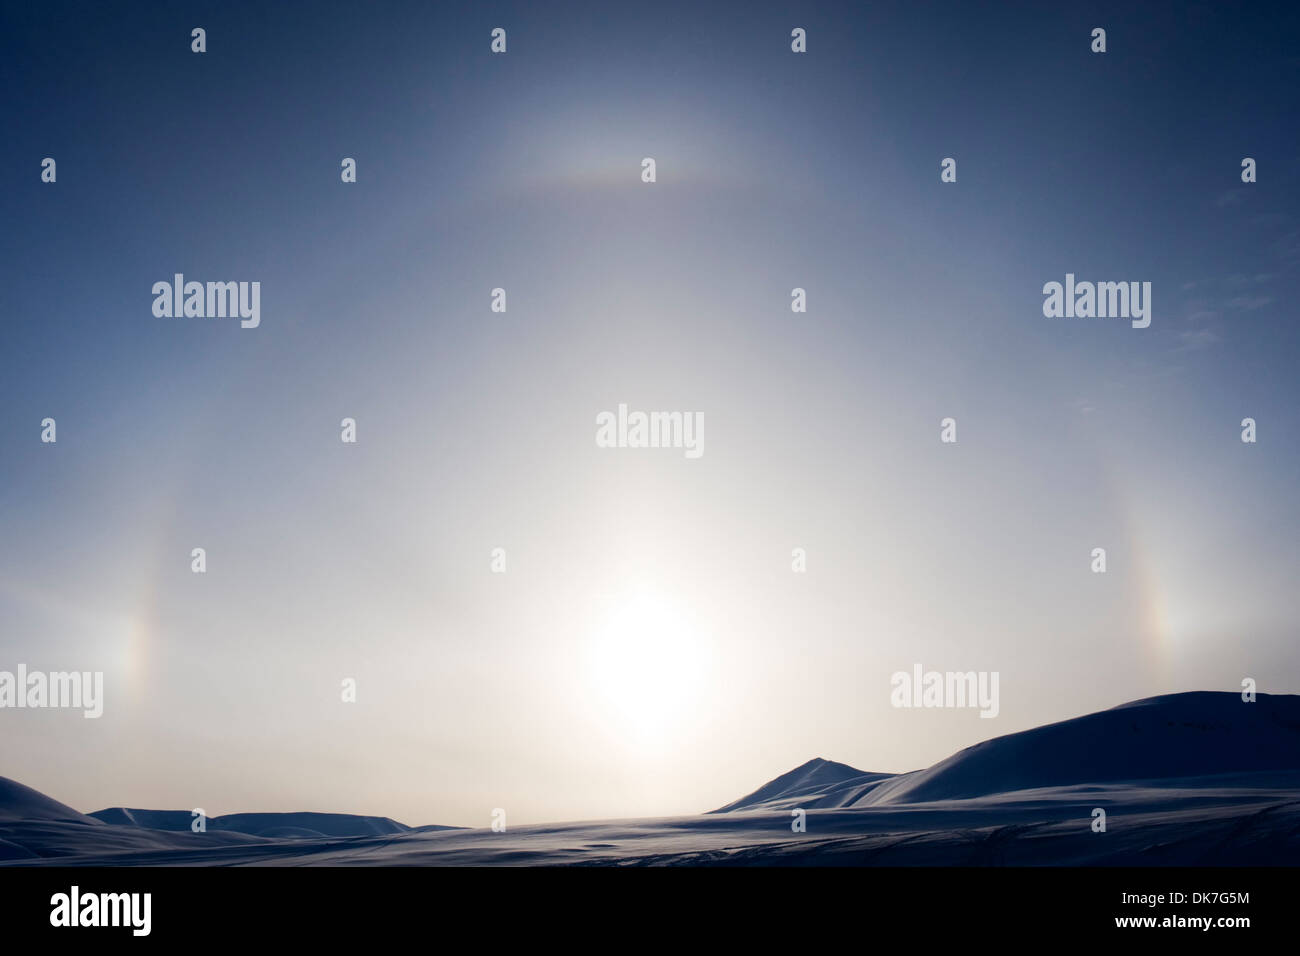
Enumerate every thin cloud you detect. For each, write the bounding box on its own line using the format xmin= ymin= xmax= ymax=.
xmin=1225 ymin=294 xmax=1274 ymax=311
xmin=1177 ymin=328 xmax=1221 ymax=351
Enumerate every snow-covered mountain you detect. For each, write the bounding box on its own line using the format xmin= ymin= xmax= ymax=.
xmin=3 ymin=691 xmax=1298 ymax=866
xmin=717 ymin=691 xmax=1300 ymax=812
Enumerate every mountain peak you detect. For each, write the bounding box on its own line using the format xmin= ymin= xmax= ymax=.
xmin=711 ymin=757 xmax=894 ymax=813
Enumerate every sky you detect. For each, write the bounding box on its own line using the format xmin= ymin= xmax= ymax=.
xmin=1 ymin=0 xmax=1298 ymax=827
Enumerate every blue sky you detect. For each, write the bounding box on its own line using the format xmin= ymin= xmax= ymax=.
xmin=1 ymin=0 xmax=1297 ymax=825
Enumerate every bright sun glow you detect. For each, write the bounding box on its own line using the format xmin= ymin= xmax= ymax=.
xmin=587 ymin=587 xmax=711 ymax=747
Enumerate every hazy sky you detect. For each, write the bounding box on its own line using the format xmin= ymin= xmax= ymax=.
xmin=2 ymin=1 xmax=1298 ymax=827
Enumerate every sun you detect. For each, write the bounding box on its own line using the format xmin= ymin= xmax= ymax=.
xmin=586 ymin=587 xmax=711 ymax=746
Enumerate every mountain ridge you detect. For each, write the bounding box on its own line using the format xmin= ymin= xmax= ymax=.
xmin=716 ymin=691 xmax=1300 ymax=812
